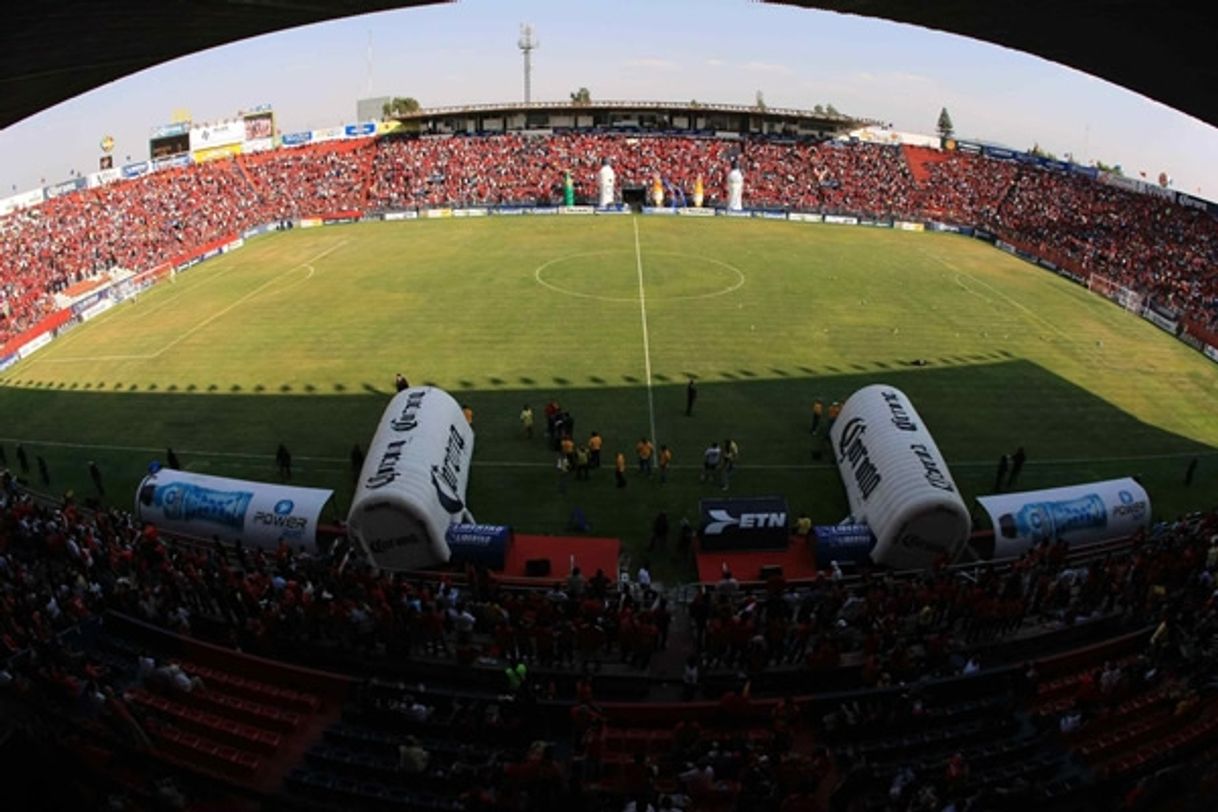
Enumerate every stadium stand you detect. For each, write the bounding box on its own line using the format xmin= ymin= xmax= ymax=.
xmin=4 ymin=460 xmax=1218 ymax=808
xmin=4 ymin=132 xmax=1217 ymax=347
xmin=4 ymin=130 xmax=1218 ymax=809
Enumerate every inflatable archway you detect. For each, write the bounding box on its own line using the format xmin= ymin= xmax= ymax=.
xmin=829 ymin=385 xmax=971 ymax=569
xmin=347 ymin=387 xmax=476 ymax=570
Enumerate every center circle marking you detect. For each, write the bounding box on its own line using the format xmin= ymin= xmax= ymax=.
xmin=533 ymin=249 xmax=746 ymax=302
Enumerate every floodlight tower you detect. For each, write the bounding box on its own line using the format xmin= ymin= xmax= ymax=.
xmin=518 ymin=24 xmax=538 ymax=104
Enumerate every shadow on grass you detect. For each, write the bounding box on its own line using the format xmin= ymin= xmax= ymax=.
xmin=1 ymin=360 xmax=1215 ymax=581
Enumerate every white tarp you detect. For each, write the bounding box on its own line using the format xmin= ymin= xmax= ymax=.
xmin=135 ymin=469 xmax=334 ymax=549
xmin=347 ymin=387 xmax=475 ymax=570
xmin=978 ymin=477 xmax=1150 ymax=557
xmin=830 ymin=385 xmax=971 ymax=569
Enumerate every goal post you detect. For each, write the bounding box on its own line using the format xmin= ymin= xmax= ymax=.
xmin=1087 ymin=273 xmax=1144 ymax=313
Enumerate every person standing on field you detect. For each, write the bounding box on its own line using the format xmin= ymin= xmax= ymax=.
xmin=520 ymin=405 xmax=534 ymax=438
xmin=395 ymin=372 xmax=409 ymax=392
xmin=721 ymin=439 xmax=739 ymax=491
xmin=811 ymin=399 xmax=824 ymax=434
xmin=588 ymin=432 xmax=603 ymax=469
xmin=702 ymin=442 xmax=721 ymax=484
xmin=276 ymin=444 xmax=292 ymax=480
xmin=636 ymin=437 xmax=654 ymax=477
xmin=686 ymin=378 xmax=698 ymax=417
xmin=658 ymin=445 xmax=673 ymax=483
xmin=1008 ymin=447 xmax=1027 ymax=488
xmin=614 ymin=452 xmax=627 ymax=489
xmin=827 ymin=401 xmax=842 ymax=434
xmin=88 ymin=460 xmax=105 ymax=496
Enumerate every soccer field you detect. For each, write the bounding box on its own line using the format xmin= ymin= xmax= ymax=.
xmin=3 ymin=216 xmax=1216 ymax=578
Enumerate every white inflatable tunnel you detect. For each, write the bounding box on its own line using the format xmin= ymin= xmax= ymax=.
xmin=829 ymin=385 xmax=971 ymax=569
xmin=348 ymin=387 xmax=475 ymax=571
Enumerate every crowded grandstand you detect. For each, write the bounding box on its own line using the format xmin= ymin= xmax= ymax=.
xmin=2 ymin=89 xmax=1218 ymax=812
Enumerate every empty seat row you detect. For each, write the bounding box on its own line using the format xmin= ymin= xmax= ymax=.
xmin=179 ymin=661 xmax=322 ymax=711
xmin=147 ymin=719 xmax=262 ymax=777
xmin=130 ymin=690 xmax=282 ymax=754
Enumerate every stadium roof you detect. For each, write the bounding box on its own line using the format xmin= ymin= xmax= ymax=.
xmin=1 ymin=1 xmax=1212 ymax=131
xmin=397 ymin=99 xmax=872 ymax=126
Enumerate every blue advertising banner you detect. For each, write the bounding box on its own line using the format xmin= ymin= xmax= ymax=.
xmin=813 ymin=524 xmax=876 ymax=567
xmin=45 ymin=177 xmax=86 ymax=199
xmin=982 ymin=146 xmax=1017 ymax=161
xmin=446 ymin=524 xmax=511 ymax=570
xmin=344 ymin=122 xmax=376 ymax=137
xmin=280 ymin=131 xmax=313 ymax=147
xmin=699 ymin=495 xmax=789 ymax=551
xmin=122 ymin=161 xmax=150 ymax=179
xmin=152 ymin=154 xmax=191 ymax=171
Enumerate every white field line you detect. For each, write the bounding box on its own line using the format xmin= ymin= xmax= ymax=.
xmin=633 ymin=217 xmax=658 ymax=447
xmin=27 ymin=241 xmax=345 ymax=366
xmin=4 ymin=436 xmax=1212 ymax=470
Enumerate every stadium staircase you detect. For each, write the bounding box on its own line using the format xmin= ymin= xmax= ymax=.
xmin=285 ymin=676 xmax=541 ymax=810
xmin=234 ymin=157 xmax=263 ymax=199
xmin=93 ymin=612 xmax=351 ymax=796
xmin=902 ymin=144 xmax=951 ymax=185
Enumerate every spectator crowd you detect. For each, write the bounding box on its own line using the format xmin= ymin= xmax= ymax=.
xmin=2 ymin=131 xmax=1216 ymax=345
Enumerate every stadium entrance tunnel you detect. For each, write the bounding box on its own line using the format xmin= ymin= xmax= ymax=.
xmin=622 ymin=186 xmax=646 ymax=211
xmin=0 ymin=359 xmax=1214 ymax=577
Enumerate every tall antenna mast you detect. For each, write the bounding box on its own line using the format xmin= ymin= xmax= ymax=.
xmin=518 ymin=24 xmax=538 ymax=104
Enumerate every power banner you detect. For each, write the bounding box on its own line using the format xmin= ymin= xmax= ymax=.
xmin=977 ymin=478 xmax=1150 ymax=557
xmin=348 ymin=387 xmax=476 ymax=571
xmin=698 ymin=495 xmax=789 ymax=551
xmin=135 ymin=469 xmax=334 ymax=550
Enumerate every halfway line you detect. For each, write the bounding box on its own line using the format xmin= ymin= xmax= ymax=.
xmin=633 ymin=217 xmax=658 ymax=447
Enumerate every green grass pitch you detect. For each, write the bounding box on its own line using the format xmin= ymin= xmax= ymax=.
xmin=2 ymin=216 xmax=1216 ymax=580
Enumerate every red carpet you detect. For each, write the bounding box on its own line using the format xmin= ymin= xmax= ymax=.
xmin=696 ymin=536 xmax=817 ymax=584
xmin=502 ymin=533 xmax=621 ymax=583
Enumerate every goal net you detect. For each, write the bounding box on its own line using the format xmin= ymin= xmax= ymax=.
xmin=1087 ymin=273 xmax=1144 ymax=313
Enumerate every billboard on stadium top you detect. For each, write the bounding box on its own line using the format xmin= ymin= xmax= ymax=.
xmin=347 ymin=387 xmax=476 ymax=571
xmin=830 ymin=385 xmax=971 ymax=570
xmin=190 ymin=120 xmax=245 ymax=151
xmin=135 ymin=469 xmax=334 ymax=550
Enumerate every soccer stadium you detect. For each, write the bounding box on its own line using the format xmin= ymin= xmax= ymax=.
xmin=2 ymin=3 xmax=1218 ymax=811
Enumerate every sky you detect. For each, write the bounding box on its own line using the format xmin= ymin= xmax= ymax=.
xmin=2 ymin=0 xmax=1217 ymax=196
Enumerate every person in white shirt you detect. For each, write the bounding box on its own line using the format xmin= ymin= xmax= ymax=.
xmin=637 ymin=565 xmax=651 ymax=588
